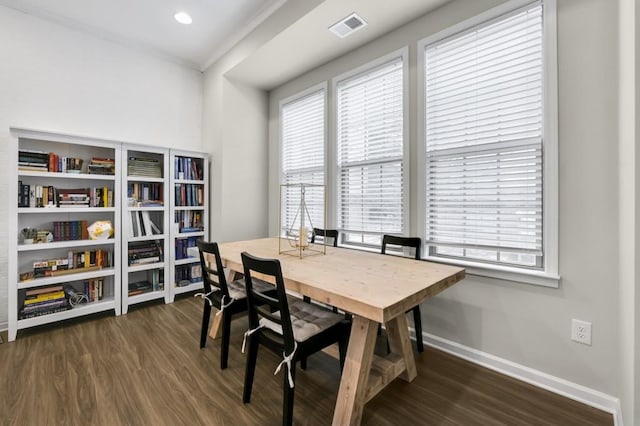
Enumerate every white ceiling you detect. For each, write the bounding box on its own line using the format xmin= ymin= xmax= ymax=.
xmin=0 ymin=0 xmax=286 ymax=70
xmin=1 ymin=0 xmax=452 ymax=87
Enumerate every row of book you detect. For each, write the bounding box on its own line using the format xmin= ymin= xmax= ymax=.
xmin=175 ymin=156 xmax=203 ymax=181
xmin=17 ymin=183 xmax=114 ymax=208
xmin=128 ymin=182 xmax=163 ymax=206
xmin=52 ymin=220 xmax=90 ymax=241
xmin=174 ymin=210 xmax=204 ymax=233
xmin=175 ymin=183 xmax=204 ymax=207
xmin=128 ymin=240 xmax=164 ymax=266
xmin=87 ymin=158 xmax=115 ymax=175
xmin=18 ymin=285 xmax=69 ymax=319
xmin=82 ymin=279 xmax=105 ymax=303
xmin=128 ymin=211 xmax=162 ymax=238
xmin=175 ymin=263 xmax=202 ymax=286
xmin=19 ymin=249 xmax=113 ymax=281
xmin=175 ymin=237 xmax=200 ymax=260
xmin=19 ymin=150 xmax=84 ymax=173
xmin=128 ymin=270 xmax=164 ymax=296
xmin=128 ymin=157 xmax=162 ymax=178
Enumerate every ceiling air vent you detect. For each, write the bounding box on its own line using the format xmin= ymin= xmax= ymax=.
xmin=329 ymin=13 xmax=367 ymax=39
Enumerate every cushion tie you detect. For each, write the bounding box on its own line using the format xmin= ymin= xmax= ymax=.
xmin=242 ymin=325 xmax=264 ymax=354
xmin=274 ymin=342 xmax=298 ymax=389
xmin=194 ymin=289 xmax=218 ymax=306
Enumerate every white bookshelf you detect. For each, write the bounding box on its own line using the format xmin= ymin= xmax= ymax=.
xmin=121 ymin=145 xmax=170 ymax=314
xmin=169 ymin=150 xmax=208 ymax=302
xmin=8 ymin=128 xmax=122 ymax=342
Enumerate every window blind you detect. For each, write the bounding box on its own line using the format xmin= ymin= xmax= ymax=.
xmin=281 ymin=89 xmax=325 ymax=232
xmin=337 ymin=57 xmax=404 ymax=245
xmin=425 ymin=2 xmax=543 ymax=268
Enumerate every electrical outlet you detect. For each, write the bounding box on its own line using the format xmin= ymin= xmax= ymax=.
xmin=571 ymin=319 xmax=592 ymax=345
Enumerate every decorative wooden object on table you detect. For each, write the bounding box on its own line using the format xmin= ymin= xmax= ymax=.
xmin=216 ymin=237 xmax=465 ymax=425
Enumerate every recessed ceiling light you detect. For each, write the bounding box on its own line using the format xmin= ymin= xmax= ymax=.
xmin=174 ymin=12 xmax=192 ymax=25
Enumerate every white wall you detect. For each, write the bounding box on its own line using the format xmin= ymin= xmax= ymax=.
xmin=0 ymin=6 xmax=203 ymax=327
xmin=268 ymin=0 xmax=626 ymax=411
xmin=201 ymin=0 xmax=324 ymax=243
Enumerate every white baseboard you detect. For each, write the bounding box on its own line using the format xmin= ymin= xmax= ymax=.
xmin=0 ymin=321 xmax=7 ymax=332
xmin=420 ymin=332 xmax=623 ymax=426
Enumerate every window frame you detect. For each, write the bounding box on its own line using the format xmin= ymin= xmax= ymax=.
xmin=331 ymin=47 xmax=410 ymax=250
xmin=417 ymin=0 xmax=559 ymax=287
xmin=279 ymin=82 xmax=328 ymax=234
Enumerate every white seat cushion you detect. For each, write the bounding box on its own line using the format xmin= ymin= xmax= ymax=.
xmin=259 ymin=300 xmax=344 ymax=342
xmin=226 ymin=278 xmax=273 ymax=300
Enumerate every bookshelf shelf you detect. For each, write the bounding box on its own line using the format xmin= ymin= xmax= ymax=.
xmin=177 ymin=231 xmax=205 ymax=238
xmin=18 ymin=267 xmax=116 ymax=290
xmin=127 ymin=206 xmax=165 ymax=212
xmin=127 ymin=262 xmax=166 ymax=273
xmin=126 ymin=290 xmax=166 ymax=304
xmin=18 ymin=207 xmax=117 ymax=214
xmin=18 ymin=171 xmax=116 ymax=181
xmin=9 ymin=128 xmax=122 ymax=341
xmin=18 ymin=239 xmax=115 ymax=251
xmin=121 ymin=145 xmax=170 ymax=314
xmin=174 ymin=206 xmax=205 ymax=211
xmin=169 ymin=150 xmax=208 ymax=302
xmin=17 ymin=297 xmax=117 ymax=329
xmin=127 ymin=176 xmax=165 ymax=183
xmin=129 ymin=234 xmax=166 ymax=242
xmin=173 ymin=281 xmax=204 ymax=296
xmin=175 ymin=257 xmax=199 ymax=266
xmin=174 ymin=179 xmax=204 ymax=185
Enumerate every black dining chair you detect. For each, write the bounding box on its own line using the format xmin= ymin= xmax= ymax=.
xmin=196 ymin=241 xmax=277 ymax=369
xmin=310 ymin=228 xmax=339 ymax=247
xmin=303 ymin=228 xmax=339 ymax=307
xmin=240 ymin=251 xmax=350 ymax=426
xmin=381 ymin=235 xmax=424 ymax=353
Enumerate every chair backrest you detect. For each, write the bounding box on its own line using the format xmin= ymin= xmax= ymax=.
xmin=241 ymin=252 xmax=295 ymax=353
xmin=381 ymin=235 xmax=421 ymax=260
xmin=310 ymin=228 xmax=339 ymax=247
xmin=197 ymin=241 xmax=230 ymax=299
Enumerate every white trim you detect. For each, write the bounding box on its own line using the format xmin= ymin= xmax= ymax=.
xmin=541 ymin=0 xmax=559 ymax=280
xmin=416 ymin=0 xmax=559 ymax=284
xmin=331 ymin=47 xmax=410 ymax=240
xmin=422 ymin=332 xmax=622 ymax=425
xmin=424 ymin=255 xmax=560 ymax=288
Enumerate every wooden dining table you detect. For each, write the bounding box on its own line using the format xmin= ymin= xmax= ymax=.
xmin=214 ymin=237 xmax=465 ymax=425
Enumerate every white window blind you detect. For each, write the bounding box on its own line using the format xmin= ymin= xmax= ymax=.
xmin=281 ymin=89 xmax=325 ymax=233
xmin=425 ymin=2 xmax=543 ymax=268
xmin=337 ymin=57 xmax=404 ymax=246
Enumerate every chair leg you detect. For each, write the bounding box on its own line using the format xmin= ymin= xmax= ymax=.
xmin=300 ymin=356 xmax=307 ymax=370
xmin=200 ymin=302 xmax=212 ymax=348
xmin=243 ymin=336 xmax=259 ymax=404
xmin=283 ymin=362 xmax=296 ymax=426
xmin=303 ymin=296 xmax=311 ymax=304
xmin=413 ymin=306 xmax=424 ymax=353
xmin=220 ymin=311 xmax=232 ymax=369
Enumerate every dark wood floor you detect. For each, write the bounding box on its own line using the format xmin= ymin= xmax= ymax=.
xmin=0 ymin=296 xmax=612 ymax=426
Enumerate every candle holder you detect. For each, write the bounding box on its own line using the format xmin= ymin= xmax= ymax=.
xmin=279 ymin=183 xmax=326 ymax=259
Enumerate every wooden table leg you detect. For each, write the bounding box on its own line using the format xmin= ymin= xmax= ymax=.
xmin=208 ymin=269 xmax=239 ymax=340
xmin=332 ymin=315 xmax=378 ymax=426
xmin=385 ymin=313 xmax=417 ymax=382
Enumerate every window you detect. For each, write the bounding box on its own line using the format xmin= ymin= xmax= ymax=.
xmin=423 ymin=0 xmax=557 ymax=278
xmin=336 ymin=53 xmax=407 ymax=247
xmin=280 ymin=87 xmax=326 ymax=234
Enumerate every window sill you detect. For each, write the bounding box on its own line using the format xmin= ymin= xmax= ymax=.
xmin=423 ymin=255 xmax=560 ymax=288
